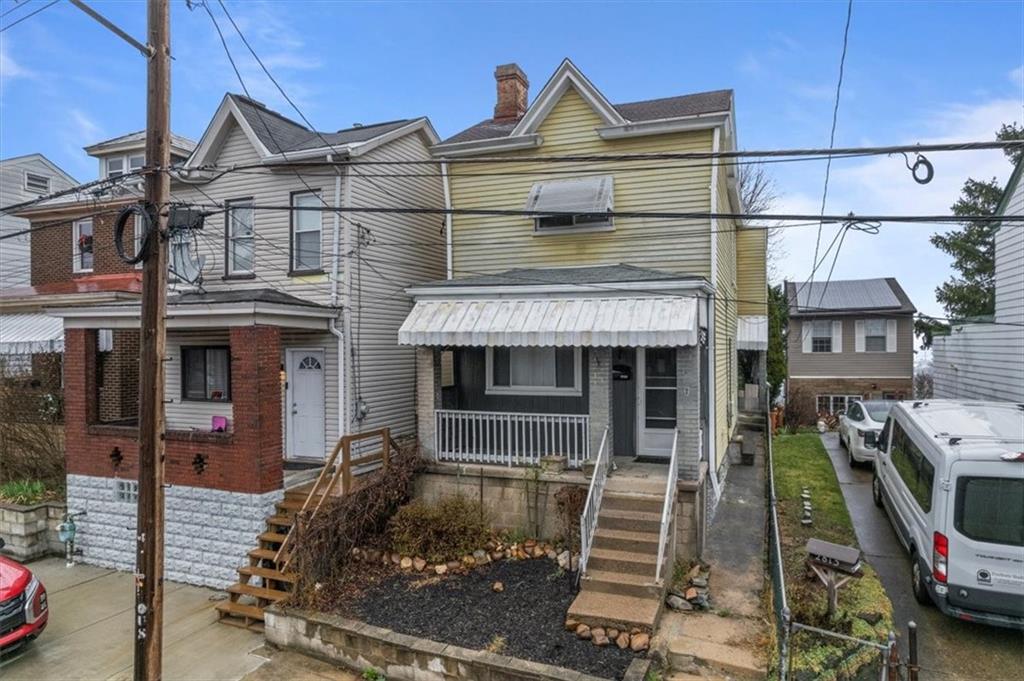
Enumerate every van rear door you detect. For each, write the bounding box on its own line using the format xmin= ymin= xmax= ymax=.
xmin=945 ymin=461 xmax=1024 ymax=618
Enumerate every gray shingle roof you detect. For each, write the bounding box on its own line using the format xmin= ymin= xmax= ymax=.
xmin=786 ymin=278 xmax=916 ymax=316
xmin=415 ymin=264 xmax=703 ymax=289
xmin=443 ymin=88 xmax=733 ymax=145
xmin=169 ymin=288 xmax=327 ymax=308
xmin=84 ymin=130 xmax=197 ymax=154
xmin=229 ymin=95 xmax=413 ymax=154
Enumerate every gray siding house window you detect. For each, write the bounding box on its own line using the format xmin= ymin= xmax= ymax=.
xmin=486 ymin=347 xmax=581 ymax=396
xmin=525 ymin=175 xmax=614 ymax=234
xmin=811 ymin=320 xmax=832 ymax=353
xmin=290 ymin=191 xmax=322 ymax=273
xmin=182 ymin=346 xmax=231 ymax=402
xmin=864 ymin=319 xmax=886 ymax=352
xmin=226 ymin=199 xmax=255 ymax=275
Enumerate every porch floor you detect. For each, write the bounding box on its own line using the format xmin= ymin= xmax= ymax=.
xmin=608 ymin=457 xmax=672 ymax=495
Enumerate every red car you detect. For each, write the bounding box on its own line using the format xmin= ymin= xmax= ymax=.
xmin=0 ymin=539 xmax=48 ymax=653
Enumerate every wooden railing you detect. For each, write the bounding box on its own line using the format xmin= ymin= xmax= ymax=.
xmin=434 ymin=409 xmax=590 ymax=468
xmin=654 ymin=428 xmax=680 ymax=584
xmin=578 ymin=427 xmax=610 ymax=579
xmin=275 ymin=427 xmax=393 ymax=570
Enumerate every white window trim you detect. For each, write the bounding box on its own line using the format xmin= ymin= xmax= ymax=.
xmin=809 ymin=320 xmax=833 ymax=353
xmin=104 ymin=153 xmax=145 ymax=179
xmin=858 ymin=318 xmax=889 ymax=353
xmin=533 ymin=215 xmax=615 ymax=236
xmin=226 ymin=198 xmax=256 ymax=275
xmin=24 ymin=171 xmax=50 ymax=194
xmin=484 ymin=346 xmax=583 ymax=396
xmin=73 ymin=219 xmax=94 ymax=273
xmin=291 ymin=191 xmax=323 ymax=272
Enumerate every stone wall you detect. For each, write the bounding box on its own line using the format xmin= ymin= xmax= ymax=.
xmin=414 ymin=463 xmax=587 ymax=541
xmin=266 ymin=607 xmax=615 ymax=681
xmin=0 ymin=501 xmax=65 ymax=560
xmin=66 ymin=473 xmax=281 ymax=588
xmin=674 ymin=466 xmax=707 ymax=561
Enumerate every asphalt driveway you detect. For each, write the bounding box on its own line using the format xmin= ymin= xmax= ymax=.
xmin=0 ymin=558 xmax=268 ymax=681
xmin=820 ymin=433 xmax=1024 ymax=680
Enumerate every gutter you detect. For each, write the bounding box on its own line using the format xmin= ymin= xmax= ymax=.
xmin=439 ymin=159 xmax=453 ymax=279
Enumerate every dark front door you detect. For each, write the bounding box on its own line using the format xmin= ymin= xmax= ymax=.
xmin=612 ymin=347 xmax=636 ymax=457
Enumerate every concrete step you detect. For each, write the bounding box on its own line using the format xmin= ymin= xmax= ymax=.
xmin=588 ymin=547 xmax=659 ymax=577
xmin=567 ymin=590 xmax=661 ymax=631
xmin=581 ymin=569 xmax=661 ymax=599
xmin=592 ymin=527 xmax=660 ymax=553
xmin=597 ymin=508 xmax=662 ymax=533
xmin=602 ymin=492 xmax=663 ymax=514
xmin=659 ymin=613 xmax=766 ymax=681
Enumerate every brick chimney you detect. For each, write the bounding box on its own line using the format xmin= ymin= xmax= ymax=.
xmin=493 ymin=63 xmax=529 ymax=122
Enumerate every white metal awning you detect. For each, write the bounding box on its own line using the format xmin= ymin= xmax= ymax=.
xmin=737 ymin=315 xmax=768 ymax=350
xmin=0 ymin=313 xmax=64 ymax=354
xmin=398 ymin=296 xmax=699 ymax=347
xmin=525 ymin=175 xmax=614 ymax=215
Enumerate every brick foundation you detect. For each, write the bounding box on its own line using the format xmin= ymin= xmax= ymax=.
xmin=790 ymin=377 xmax=912 ymax=404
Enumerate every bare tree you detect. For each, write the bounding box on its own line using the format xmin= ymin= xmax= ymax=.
xmin=738 ymin=163 xmax=787 ymax=283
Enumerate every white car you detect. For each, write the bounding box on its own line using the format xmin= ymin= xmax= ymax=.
xmin=839 ymin=400 xmax=895 ymax=465
xmin=873 ymin=400 xmax=1024 ymax=630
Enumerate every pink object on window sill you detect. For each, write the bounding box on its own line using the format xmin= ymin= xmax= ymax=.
xmin=212 ymin=416 xmax=228 ymax=433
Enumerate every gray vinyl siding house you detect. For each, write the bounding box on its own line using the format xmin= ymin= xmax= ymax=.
xmin=786 ymin=278 xmax=916 ymax=418
xmin=932 ymin=159 xmax=1024 ymax=402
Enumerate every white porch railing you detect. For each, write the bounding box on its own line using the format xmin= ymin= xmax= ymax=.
xmin=434 ymin=409 xmax=590 ymax=468
xmin=578 ymin=427 xmax=610 ymax=578
xmin=654 ymin=428 xmax=680 ymax=584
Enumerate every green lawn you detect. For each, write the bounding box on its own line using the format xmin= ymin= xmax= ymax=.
xmin=772 ymin=433 xmax=894 ymax=680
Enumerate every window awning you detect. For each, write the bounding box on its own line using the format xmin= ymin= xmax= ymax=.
xmin=524 ymin=175 xmax=614 ymax=215
xmin=737 ymin=315 xmax=768 ymax=350
xmin=398 ymin=296 xmax=699 ymax=347
xmin=0 ymin=313 xmax=64 ymax=354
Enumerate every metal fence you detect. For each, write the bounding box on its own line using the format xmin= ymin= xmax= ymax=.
xmin=764 ymin=409 xmax=900 ymax=680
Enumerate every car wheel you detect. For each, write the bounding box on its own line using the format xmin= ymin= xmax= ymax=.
xmin=911 ymin=552 xmax=933 ymax=606
xmin=872 ymin=471 xmax=884 ymax=508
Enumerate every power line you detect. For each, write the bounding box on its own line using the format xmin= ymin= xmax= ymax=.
xmin=1 ymin=0 xmax=35 ymax=20
xmin=810 ymin=0 xmax=855 ymax=292
xmin=0 ymin=168 xmax=150 ymax=216
xmin=0 ymin=0 xmax=57 ymax=33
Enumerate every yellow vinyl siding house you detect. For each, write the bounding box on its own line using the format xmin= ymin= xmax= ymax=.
xmin=399 ymin=60 xmax=767 ymax=556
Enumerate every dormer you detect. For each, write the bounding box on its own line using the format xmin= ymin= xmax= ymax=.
xmin=84 ymin=130 xmax=197 ymax=181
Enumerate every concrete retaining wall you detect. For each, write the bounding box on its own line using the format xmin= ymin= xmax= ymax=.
xmin=265 ymin=607 xmax=615 ymax=681
xmin=66 ymin=473 xmax=281 ymax=588
xmin=0 ymin=501 xmax=65 ymax=560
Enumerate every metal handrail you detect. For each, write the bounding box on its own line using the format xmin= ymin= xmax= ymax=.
xmin=654 ymin=428 xmax=680 ymax=583
xmin=577 ymin=427 xmax=610 ymax=578
xmin=434 ymin=408 xmax=590 ymax=468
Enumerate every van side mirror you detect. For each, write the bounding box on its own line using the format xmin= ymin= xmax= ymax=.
xmin=877 ymin=419 xmax=891 ymax=452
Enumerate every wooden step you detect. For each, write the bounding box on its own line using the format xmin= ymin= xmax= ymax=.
xmin=581 ymin=569 xmax=661 ymax=599
xmin=227 ymin=582 xmax=290 ymax=602
xmin=276 ymin=498 xmax=308 ymax=512
xmin=215 ymin=600 xmax=265 ymax=622
xmin=266 ymin=515 xmax=295 ymax=529
xmin=238 ymin=565 xmax=297 ymax=584
xmin=602 ymin=493 xmax=664 ymax=514
xmin=597 ymin=508 xmax=662 ymax=533
xmin=592 ymin=527 xmax=660 ymax=553
xmin=258 ymin=531 xmax=288 ymax=545
xmin=588 ymin=547 xmax=659 ymax=576
xmin=567 ymin=590 xmax=661 ymax=631
xmin=248 ymin=548 xmax=288 ymax=563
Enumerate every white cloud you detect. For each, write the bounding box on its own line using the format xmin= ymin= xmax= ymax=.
xmin=737 ymin=53 xmax=762 ymax=75
xmin=1010 ymin=65 xmax=1024 ymax=89
xmin=69 ymin=109 xmax=103 ymax=142
xmin=0 ymin=44 xmax=35 ymax=81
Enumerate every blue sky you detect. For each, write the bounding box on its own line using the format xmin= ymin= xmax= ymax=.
xmin=2 ymin=0 xmax=1022 ymax=320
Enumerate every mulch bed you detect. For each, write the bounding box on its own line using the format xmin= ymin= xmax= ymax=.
xmin=350 ymin=558 xmax=641 ymax=680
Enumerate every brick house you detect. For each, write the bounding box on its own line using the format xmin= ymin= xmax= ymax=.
xmin=785 ymin=277 xmax=916 ymax=419
xmin=13 ymin=95 xmax=445 ymax=587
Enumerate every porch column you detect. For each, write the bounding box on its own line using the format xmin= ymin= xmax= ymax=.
xmin=416 ymin=347 xmax=441 ymax=458
xmin=588 ymin=347 xmax=613 ymax=459
xmin=230 ymin=325 xmax=283 ymax=493
xmin=677 ymin=344 xmax=701 ymax=480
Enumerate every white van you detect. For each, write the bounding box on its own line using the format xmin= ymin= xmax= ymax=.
xmin=873 ymin=400 xmax=1024 ymax=629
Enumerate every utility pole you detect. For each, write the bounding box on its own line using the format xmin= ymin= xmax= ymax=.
xmin=135 ymin=0 xmax=170 ymax=679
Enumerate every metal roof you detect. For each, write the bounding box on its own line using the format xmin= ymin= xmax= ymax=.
xmin=0 ymin=312 xmax=64 ymax=354
xmin=413 ymin=264 xmax=700 ymax=290
xmin=787 ymin=278 xmax=916 ymax=316
xmin=736 ymin=315 xmax=768 ymax=350
xmin=398 ymin=296 xmax=699 ymax=347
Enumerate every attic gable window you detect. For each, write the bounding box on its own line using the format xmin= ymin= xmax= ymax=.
xmin=525 ymin=175 xmax=614 ymax=234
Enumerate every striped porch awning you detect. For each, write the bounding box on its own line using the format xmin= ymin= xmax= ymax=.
xmin=398 ymin=296 xmax=699 ymax=347
xmin=0 ymin=312 xmax=64 ymax=354
xmin=737 ymin=315 xmax=768 ymax=350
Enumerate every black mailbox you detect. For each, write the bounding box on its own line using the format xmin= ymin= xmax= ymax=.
xmin=806 ymin=538 xmax=862 ymax=576
xmin=612 ymin=364 xmax=632 ymax=381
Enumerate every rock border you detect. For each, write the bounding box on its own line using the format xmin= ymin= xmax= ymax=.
xmin=265 ymin=606 xmax=622 ymax=681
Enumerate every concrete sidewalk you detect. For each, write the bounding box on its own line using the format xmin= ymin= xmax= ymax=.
xmin=0 ymin=558 xmax=269 ymax=681
xmin=656 ymin=428 xmax=768 ymax=680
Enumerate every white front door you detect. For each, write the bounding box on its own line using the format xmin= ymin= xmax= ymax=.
xmin=637 ymin=347 xmax=678 ymax=459
xmin=286 ymin=349 xmax=326 ymax=459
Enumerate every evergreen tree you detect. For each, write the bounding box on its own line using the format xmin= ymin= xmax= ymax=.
xmin=766 ymin=284 xmax=788 ymax=403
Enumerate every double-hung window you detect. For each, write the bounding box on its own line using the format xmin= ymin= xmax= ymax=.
xmin=486 ymin=346 xmax=582 ymax=396
xmin=128 ymin=154 xmax=145 ymax=173
xmin=225 ymin=199 xmax=255 ymax=276
xmin=181 ymin=346 xmax=231 ymax=402
xmin=106 ymin=154 xmax=145 ymax=179
xmin=106 ymin=157 xmax=125 ymax=178
xmin=864 ymin=319 xmax=887 ymax=352
xmin=290 ymin=191 xmax=323 ymax=273
xmin=811 ymin=320 xmax=832 ymax=353
xmin=525 ymin=176 xmax=614 ymax=234
xmin=73 ymin=219 xmax=94 ymax=272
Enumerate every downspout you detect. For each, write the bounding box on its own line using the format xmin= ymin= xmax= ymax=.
xmin=707 ymin=126 xmax=722 ymax=502
xmin=327 ymin=154 xmax=346 ymax=438
xmin=440 ymin=158 xmax=453 ymax=279
xmin=341 ymin=162 xmax=355 ymax=436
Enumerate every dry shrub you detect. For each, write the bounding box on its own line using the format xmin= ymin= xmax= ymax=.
xmin=783 ymin=385 xmax=815 ymax=433
xmin=0 ymin=381 xmax=65 ymax=494
xmin=554 ymin=485 xmax=586 ymax=551
xmin=387 ymin=495 xmax=490 ymax=564
xmin=290 ymin=447 xmax=422 ymax=608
